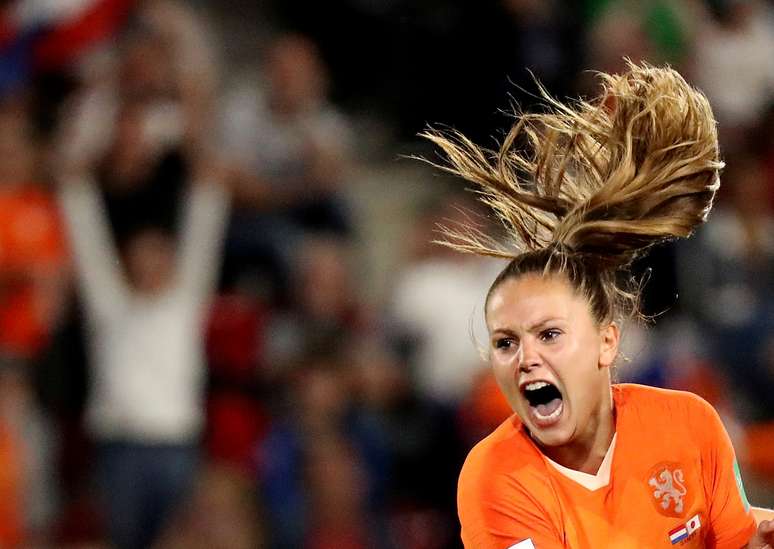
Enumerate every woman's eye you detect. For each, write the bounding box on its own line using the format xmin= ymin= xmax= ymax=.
xmin=540 ymin=329 xmax=561 ymax=342
xmin=495 ymin=338 xmax=515 ymax=350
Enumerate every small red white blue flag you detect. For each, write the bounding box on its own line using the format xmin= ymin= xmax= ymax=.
xmin=669 ymin=513 xmax=701 ymax=545
xmin=0 ymin=0 xmax=134 ymax=93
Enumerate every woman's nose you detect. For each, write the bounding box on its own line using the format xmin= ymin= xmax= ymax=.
xmin=517 ymin=339 xmax=541 ymax=372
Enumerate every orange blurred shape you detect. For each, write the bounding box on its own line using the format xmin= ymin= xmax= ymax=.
xmin=0 ymin=419 xmax=23 ymax=547
xmin=458 ymin=371 xmax=513 ymax=445
xmin=469 ymin=371 xmax=512 ymax=429
xmin=0 ymin=188 xmax=67 ymax=358
xmin=742 ymin=421 xmax=774 ymax=479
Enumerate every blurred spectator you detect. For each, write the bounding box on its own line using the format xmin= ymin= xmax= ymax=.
xmin=498 ymin=0 xmax=583 ymax=100
xmin=154 ymin=463 xmax=265 ymax=549
xmin=349 ymin=338 xmax=464 ymax=549
xmin=66 ymin=0 xmax=218 ymax=145
xmin=692 ymin=0 xmax=774 ymax=149
xmin=266 ymin=235 xmax=368 ymax=376
xmin=219 ymin=32 xmax=354 ymax=297
xmin=57 ymin=0 xmax=219 ymax=247
xmin=389 ymin=192 xmax=502 ymax=405
xmin=0 ymin=97 xmax=68 ymax=546
xmin=304 ymin=434 xmax=373 ymax=549
xmin=58 ymin=172 xmax=229 ymax=549
xmin=676 ymin=154 xmax=774 ymax=421
xmin=585 ymin=6 xmax=654 ymax=77
xmin=256 ymin=342 xmax=388 ymax=549
xmin=47 ymin=8 xmax=226 ymax=543
xmin=204 ymin=292 xmax=271 ymax=473
xmin=581 ymin=0 xmax=699 ymax=95
xmin=0 ymin=99 xmax=68 ymax=362
xmin=585 ymin=0 xmax=693 ymax=70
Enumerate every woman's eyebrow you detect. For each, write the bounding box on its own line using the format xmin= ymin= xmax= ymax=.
xmin=490 ymin=327 xmax=518 ymax=338
xmin=490 ymin=317 xmax=564 ymax=336
xmin=526 ymin=317 xmax=564 ymax=332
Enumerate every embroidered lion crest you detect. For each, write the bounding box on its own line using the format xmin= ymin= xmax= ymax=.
xmin=647 ymin=463 xmax=691 ymax=517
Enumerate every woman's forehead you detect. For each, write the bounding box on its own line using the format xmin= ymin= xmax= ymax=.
xmin=490 ymin=272 xmax=575 ymax=301
xmin=486 ymin=274 xmax=585 ymax=322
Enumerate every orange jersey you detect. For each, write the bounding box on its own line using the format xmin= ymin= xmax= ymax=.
xmin=458 ymin=384 xmax=756 ymax=549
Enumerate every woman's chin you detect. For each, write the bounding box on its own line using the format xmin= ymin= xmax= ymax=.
xmin=525 ymin=405 xmax=574 ymax=448
xmin=533 ymin=428 xmax=573 ymax=448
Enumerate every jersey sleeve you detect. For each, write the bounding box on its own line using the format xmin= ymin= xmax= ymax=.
xmin=694 ymin=398 xmax=756 ymax=549
xmin=458 ymin=448 xmax=564 ymax=549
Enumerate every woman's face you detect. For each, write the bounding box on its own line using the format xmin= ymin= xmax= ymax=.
xmin=485 ymin=274 xmax=619 ymax=449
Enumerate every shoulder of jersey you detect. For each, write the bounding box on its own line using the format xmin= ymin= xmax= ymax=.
xmin=462 ymin=415 xmax=543 ymax=477
xmin=615 ymin=383 xmax=715 ymax=427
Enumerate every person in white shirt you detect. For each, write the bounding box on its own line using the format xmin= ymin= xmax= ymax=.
xmin=58 ymin=174 xmax=229 ymax=549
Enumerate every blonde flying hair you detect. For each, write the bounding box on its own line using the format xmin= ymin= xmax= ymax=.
xmin=421 ymin=61 xmax=722 ymax=324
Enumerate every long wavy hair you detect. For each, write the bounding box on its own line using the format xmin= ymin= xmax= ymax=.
xmin=421 ymin=61 xmax=722 ymax=324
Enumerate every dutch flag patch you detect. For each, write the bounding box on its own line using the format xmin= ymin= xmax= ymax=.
xmin=668 ymin=513 xmax=701 ymax=544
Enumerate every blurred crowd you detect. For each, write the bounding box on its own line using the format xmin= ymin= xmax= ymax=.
xmin=0 ymin=0 xmax=772 ymax=547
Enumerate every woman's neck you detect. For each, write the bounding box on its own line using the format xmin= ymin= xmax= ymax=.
xmin=542 ymin=387 xmax=616 ymax=475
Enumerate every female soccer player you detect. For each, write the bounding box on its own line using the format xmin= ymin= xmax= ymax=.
xmin=422 ymin=62 xmax=774 ymax=548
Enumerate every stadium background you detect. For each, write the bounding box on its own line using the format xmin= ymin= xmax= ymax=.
xmin=0 ymin=0 xmax=772 ymax=547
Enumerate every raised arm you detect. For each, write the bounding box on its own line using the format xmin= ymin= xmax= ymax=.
xmin=176 ymin=178 xmax=230 ymax=300
xmin=58 ymin=175 xmax=128 ymax=320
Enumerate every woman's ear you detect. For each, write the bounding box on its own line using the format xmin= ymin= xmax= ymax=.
xmin=599 ymin=322 xmax=620 ymax=369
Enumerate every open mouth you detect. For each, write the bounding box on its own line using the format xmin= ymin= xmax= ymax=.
xmin=522 ymin=381 xmax=564 ymax=425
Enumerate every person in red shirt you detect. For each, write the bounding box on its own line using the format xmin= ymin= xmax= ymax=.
xmin=422 ymin=61 xmax=774 ymax=548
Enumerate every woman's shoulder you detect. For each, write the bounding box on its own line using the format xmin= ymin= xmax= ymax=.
xmin=616 ymin=383 xmax=714 ymax=408
xmin=459 ymin=416 xmax=548 ymax=497
xmin=457 ymin=417 xmax=566 ymax=545
xmin=464 ymin=414 xmax=531 ymax=458
xmin=614 ymin=383 xmax=720 ymax=433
